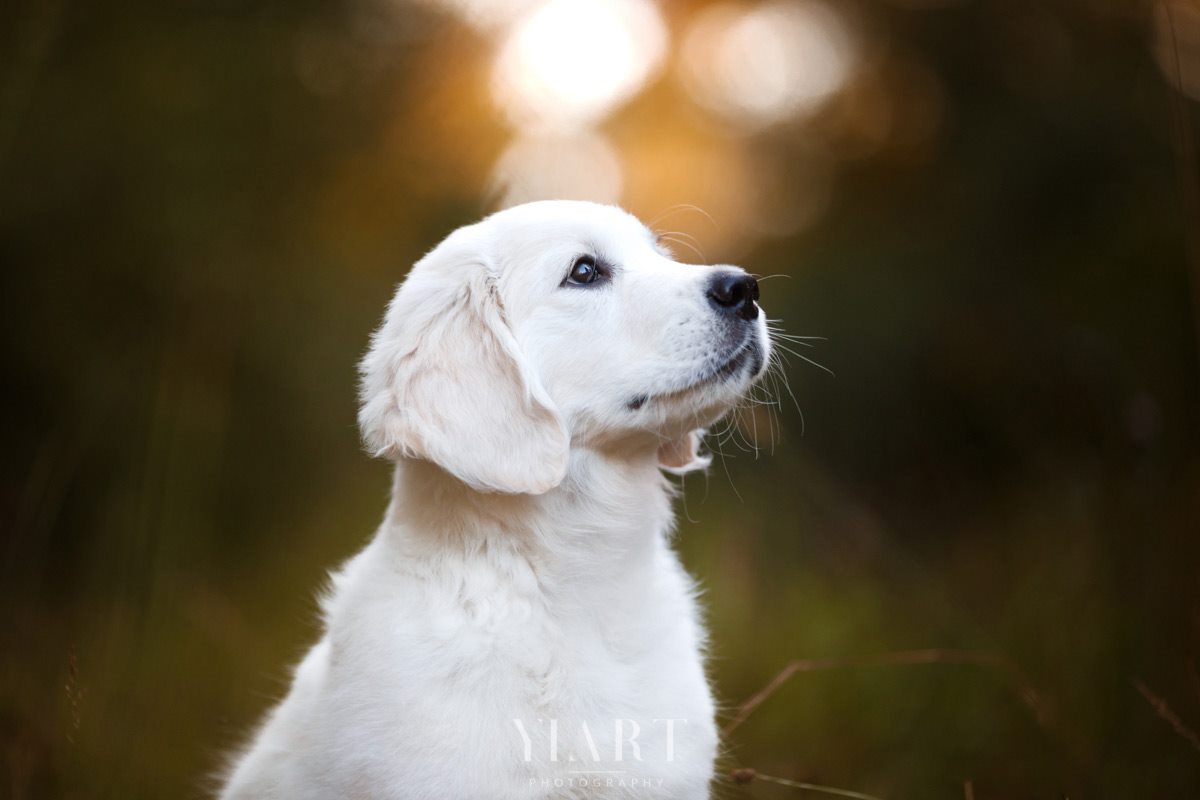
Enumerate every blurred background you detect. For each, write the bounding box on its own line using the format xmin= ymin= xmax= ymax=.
xmin=3 ymin=0 xmax=1200 ymax=796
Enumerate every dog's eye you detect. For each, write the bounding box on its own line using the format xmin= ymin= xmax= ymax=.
xmin=564 ymin=256 xmax=604 ymax=287
xmin=567 ymin=256 xmax=598 ymax=285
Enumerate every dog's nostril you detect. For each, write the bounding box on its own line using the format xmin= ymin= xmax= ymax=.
xmin=707 ymin=275 xmax=740 ymax=307
xmin=706 ymin=271 xmax=759 ymax=322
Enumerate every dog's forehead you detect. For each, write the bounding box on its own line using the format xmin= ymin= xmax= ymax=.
xmin=484 ymin=200 xmax=654 ymax=251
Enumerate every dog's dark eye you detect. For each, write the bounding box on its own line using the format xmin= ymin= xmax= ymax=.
xmin=564 ymin=256 xmax=604 ymax=287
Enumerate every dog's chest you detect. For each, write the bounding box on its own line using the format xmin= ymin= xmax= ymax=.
xmin=318 ymin=534 xmax=717 ymax=797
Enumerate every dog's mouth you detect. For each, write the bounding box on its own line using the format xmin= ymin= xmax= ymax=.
xmin=707 ymin=340 xmax=760 ymax=383
xmin=697 ymin=333 xmax=768 ymax=387
xmin=627 ymin=336 xmax=765 ymax=411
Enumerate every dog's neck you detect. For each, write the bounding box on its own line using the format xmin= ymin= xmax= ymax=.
xmin=382 ymin=446 xmax=677 ymax=580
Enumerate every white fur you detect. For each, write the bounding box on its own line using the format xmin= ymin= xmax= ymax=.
xmin=221 ymin=201 xmax=770 ymax=799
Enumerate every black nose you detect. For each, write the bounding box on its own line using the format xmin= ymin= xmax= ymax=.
xmin=706 ymin=271 xmax=760 ymax=322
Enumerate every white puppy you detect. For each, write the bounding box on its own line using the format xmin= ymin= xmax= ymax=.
xmin=221 ymin=200 xmax=770 ymax=799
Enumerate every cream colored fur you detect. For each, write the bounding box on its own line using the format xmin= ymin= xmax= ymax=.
xmin=221 ymin=201 xmax=770 ymax=799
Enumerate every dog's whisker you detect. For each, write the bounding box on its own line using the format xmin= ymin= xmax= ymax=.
xmin=767 ymin=329 xmax=825 ymax=344
xmin=769 ymin=338 xmax=820 ymax=351
xmin=657 ymin=228 xmax=704 ymax=249
xmin=741 ymin=393 xmax=762 ymax=460
xmin=734 ymin=407 xmax=757 ymax=458
xmin=762 ymin=347 xmax=805 ymax=436
xmin=647 ymin=202 xmax=716 ymax=231
xmin=764 ymin=321 xmax=826 ymax=341
xmin=715 ymin=408 xmax=754 ymax=457
xmin=771 ymin=342 xmax=835 ymax=377
xmin=771 ymin=336 xmax=816 ymax=349
xmin=757 ymin=375 xmax=782 ymax=452
xmin=763 ymin=381 xmax=782 ymax=461
xmin=656 ymin=231 xmax=707 ymax=264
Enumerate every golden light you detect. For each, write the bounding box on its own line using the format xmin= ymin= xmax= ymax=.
xmin=490 ymin=132 xmax=624 ymax=208
xmin=623 ymin=132 xmax=833 ymax=258
xmin=416 ymin=0 xmax=539 ymax=30
xmin=491 ymin=0 xmax=668 ymax=132
xmin=1153 ymin=3 xmax=1200 ymax=101
xmin=680 ymin=0 xmax=856 ymax=131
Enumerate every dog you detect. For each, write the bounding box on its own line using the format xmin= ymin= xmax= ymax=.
xmin=220 ymin=200 xmax=770 ymax=799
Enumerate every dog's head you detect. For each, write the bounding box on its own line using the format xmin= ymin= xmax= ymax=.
xmin=358 ymin=200 xmax=771 ymax=494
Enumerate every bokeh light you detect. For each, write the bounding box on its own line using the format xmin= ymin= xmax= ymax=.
xmin=491 ymin=132 xmax=623 ymax=208
xmin=1153 ymin=2 xmax=1200 ymax=101
xmin=414 ymin=0 xmax=540 ymax=30
xmin=680 ymin=0 xmax=857 ymax=131
xmin=491 ymin=0 xmax=668 ymax=132
xmin=5 ymin=1 xmax=1200 ymax=797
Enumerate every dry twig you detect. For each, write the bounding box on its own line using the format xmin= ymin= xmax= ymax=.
xmin=1134 ymin=678 xmax=1200 ymax=756
xmin=723 ymin=649 xmax=1051 ymax=738
xmin=726 ymin=768 xmax=884 ymax=800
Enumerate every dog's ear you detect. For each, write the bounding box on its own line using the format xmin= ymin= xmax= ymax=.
xmin=357 ymin=233 xmax=569 ymax=495
xmin=657 ymin=429 xmax=711 ymax=475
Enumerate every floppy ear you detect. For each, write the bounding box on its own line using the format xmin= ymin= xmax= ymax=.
xmin=357 ymin=234 xmax=569 ymax=495
xmin=657 ymin=429 xmax=711 ymax=475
